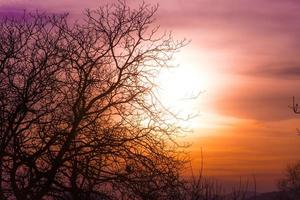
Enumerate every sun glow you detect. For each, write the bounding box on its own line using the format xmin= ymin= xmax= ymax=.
xmin=156 ymin=51 xmax=215 ymax=129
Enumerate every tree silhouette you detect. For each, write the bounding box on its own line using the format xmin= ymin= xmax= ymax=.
xmin=290 ymin=96 xmax=300 ymax=135
xmin=0 ymin=2 xmax=187 ymax=199
xmin=278 ymin=161 xmax=300 ymax=200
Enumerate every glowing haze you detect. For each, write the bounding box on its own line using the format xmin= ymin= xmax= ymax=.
xmin=1 ymin=0 xmax=300 ymax=192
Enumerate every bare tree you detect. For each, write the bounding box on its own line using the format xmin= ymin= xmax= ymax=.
xmin=0 ymin=2 xmax=187 ymax=199
xmin=0 ymin=13 xmax=69 ymax=199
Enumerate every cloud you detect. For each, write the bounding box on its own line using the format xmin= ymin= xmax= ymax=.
xmin=242 ymin=64 xmax=300 ymax=79
xmin=210 ymin=74 xmax=300 ymax=121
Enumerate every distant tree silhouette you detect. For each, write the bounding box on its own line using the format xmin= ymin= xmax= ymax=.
xmin=278 ymin=161 xmax=300 ymax=200
xmin=291 ymin=96 xmax=300 ymax=114
xmin=182 ymin=152 xmax=254 ymax=200
xmin=0 ymin=2 xmax=187 ymax=199
xmin=290 ymin=96 xmax=300 ymax=135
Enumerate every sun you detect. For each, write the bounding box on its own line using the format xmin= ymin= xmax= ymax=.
xmin=153 ymin=47 xmax=228 ymax=131
xmin=156 ymin=62 xmax=212 ymax=129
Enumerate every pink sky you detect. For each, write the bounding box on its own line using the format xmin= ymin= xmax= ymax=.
xmin=1 ymin=0 xmax=300 ymax=192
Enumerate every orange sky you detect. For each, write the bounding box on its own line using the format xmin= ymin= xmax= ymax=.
xmin=153 ymin=0 xmax=300 ymax=192
xmin=1 ymin=0 xmax=300 ymax=192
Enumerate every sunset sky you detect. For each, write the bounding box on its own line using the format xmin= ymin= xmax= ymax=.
xmin=1 ymin=0 xmax=300 ymax=192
